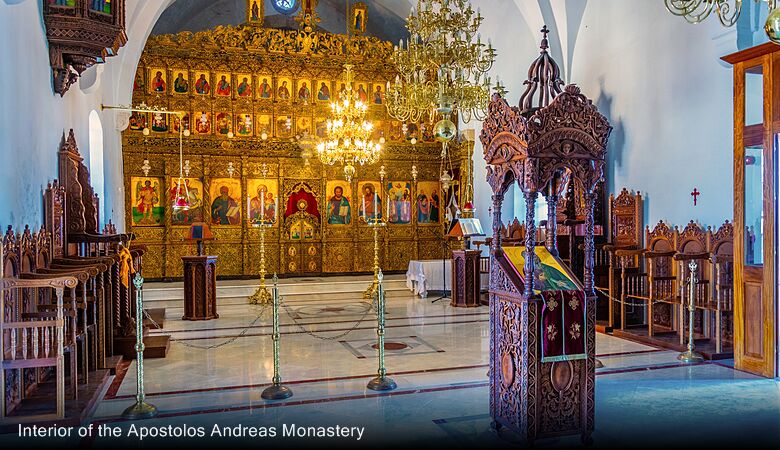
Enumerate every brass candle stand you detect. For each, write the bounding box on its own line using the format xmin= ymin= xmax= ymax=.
xmin=367 ymin=271 xmax=397 ymax=391
xmin=362 ymin=216 xmax=386 ymax=300
xmin=122 ymin=273 xmax=159 ymax=419
xmin=678 ymin=260 xmax=704 ymax=363
xmin=261 ymin=274 xmax=293 ymax=400
xmin=248 ymin=218 xmax=273 ymax=305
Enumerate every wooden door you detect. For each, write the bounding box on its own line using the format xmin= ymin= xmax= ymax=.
xmin=731 ymin=52 xmax=778 ymax=378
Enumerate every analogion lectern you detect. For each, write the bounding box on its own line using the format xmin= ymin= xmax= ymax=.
xmin=182 ymin=222 xmax=219 ymax=321
xmin=448 ymin=218 xmax=485 ymax=308
xmin=481 ymin=27 xmax=611 ymax=445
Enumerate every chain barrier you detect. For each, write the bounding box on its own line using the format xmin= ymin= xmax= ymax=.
xmin=594 ymin=286 xmax=682 ymax=308
xmin=280 ymin=296 xmax=377 ymax=341
xmin=142 ymin=304 xmax=270 ymax=350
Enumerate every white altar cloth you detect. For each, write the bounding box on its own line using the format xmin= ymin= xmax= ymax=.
xmin=406 ymin=259 xmax=451 ymax=298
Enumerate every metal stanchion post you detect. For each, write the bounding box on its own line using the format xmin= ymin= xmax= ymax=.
xmin=122 ymin=273 xmax=158 ymax=419
xmin=262 ymin=274 xmax=293 ymax=400
xmin=678 ymin=260 xmax=704 ymax=363
xmin=367 ymin=271 xmax=397 ymax=391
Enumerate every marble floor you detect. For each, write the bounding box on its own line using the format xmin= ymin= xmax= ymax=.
xmin=10 ymin=275 xmax=779 ymax=449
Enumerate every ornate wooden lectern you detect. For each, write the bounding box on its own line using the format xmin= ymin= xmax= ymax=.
xmin=480 ymin=27 xmax=611 ymax=445
xmin=182 ymin=223 xmax=219 ymax=321
xmin=449 ymin=218 xmax=485 ymax=308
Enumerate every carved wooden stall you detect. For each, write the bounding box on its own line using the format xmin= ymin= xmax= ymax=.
xmin=122 ymin=12 xmax=470 ymax=281
xmin=481 ymin=28 xmax=611 ymax=444
xmin=43 ymin=0 xmax=127 ymax=96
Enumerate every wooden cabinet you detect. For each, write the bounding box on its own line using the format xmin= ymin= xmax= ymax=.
xmin=723 ymin=44 xmax=779 ymax=378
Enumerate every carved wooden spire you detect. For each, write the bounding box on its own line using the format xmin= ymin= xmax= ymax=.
xmin=518 ymin=26 xmax=564 ymax=115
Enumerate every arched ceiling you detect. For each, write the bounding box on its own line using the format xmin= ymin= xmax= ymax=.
xmin=150 ymin=0 xmax=412 ymax=43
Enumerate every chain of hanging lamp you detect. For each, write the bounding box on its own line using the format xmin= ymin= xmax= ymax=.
xmin=316 ymin=0 xmax=381 ymax=182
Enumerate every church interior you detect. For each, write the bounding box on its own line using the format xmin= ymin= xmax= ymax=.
xmin=0 ymin=0 xmax=778 ymax=448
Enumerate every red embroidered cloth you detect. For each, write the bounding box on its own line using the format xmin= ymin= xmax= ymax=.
xmin=540 ymin=290 xmax=586 ymax=362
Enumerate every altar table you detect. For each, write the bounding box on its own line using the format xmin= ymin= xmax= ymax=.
xmin=406 ymin=259 xmax=452 ymax=298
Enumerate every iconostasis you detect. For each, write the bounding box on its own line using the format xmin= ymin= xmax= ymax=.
xmin=122 ymin=20 xmax=471 ymax=280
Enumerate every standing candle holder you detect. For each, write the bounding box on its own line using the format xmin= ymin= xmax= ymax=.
xmin=362 ymin=215 xmax=386 ymax=300
xmin=367 ymin=271 xmax=397 ymax=391
xmin=678 ymin=260 xmax=704 ymax=363
xmin=248 ymin=192 xmax=278 ymax=305
xmin=261 ymin=274 xmax=293 ymax=400
xmin=122 ymin=273 xmax=159 ymax=419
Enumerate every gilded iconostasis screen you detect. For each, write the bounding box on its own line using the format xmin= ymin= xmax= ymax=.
xmin=121 ymin=10 xmax=470 ymax=279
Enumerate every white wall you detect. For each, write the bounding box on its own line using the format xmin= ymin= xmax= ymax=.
xmin=0 ymin=0 xmax=172 ymax=232
xmin=468 ymin=0 xmax=736 ymax=233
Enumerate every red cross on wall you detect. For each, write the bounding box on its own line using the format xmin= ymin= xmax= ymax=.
xmin=691 ymin=188 xmax=700 ymax=206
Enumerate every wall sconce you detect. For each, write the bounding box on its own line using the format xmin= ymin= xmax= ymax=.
xmin=261 ymin=162 xmax=269 ymax=178
xmin=183 ymin=159 xmax=191 ymax=177
xmin=227 ymin=161 xmax=235 ymax=178
xmin=411 ymin=164 xmax=418 ymax=182
xmin=379 ymin=164 xmax=386 ymax=183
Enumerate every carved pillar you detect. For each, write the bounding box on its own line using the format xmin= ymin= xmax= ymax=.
xmin=524 ymin=190 xmax=537 ymax=298
xmin=545 ymin=192 xmax=558 ymax=256
xmin=490 ymin=193 xmax=504 ymax=255
xmin=583 ymin=190 xmax=596 ymax=298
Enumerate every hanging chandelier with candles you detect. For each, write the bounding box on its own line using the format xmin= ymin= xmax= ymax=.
xmin=665 ymin=0 xmax=780 ymax=44
xmin=316 ymin=1 xmax=382 ymax=182
xmin=386 ymin=0 xmax=500 ymax=128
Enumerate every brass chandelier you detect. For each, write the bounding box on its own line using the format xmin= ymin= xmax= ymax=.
xmin=317 ymin=2 xmax=381 ymax=181
xmin=316 ymin=64 xmax=381 ymax=182
xmin=386 ymin=0 xmax=499 ymax=127
xmin=665 ymin=0 xmax=780 ymax=43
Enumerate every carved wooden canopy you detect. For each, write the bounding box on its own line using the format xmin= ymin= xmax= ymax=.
xmin=43 ymin=0 xmax=127 ymax=96
xmin=480 ymin=85 xmax=612 ymax=197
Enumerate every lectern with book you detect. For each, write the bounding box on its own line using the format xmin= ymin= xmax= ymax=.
xmin=182 ymin=222 xmax=219 ymax=320
xmin=480 ymin=28 xmax=611 ymax=446
xmin=448 ymin=218 xmax=485 ymax=307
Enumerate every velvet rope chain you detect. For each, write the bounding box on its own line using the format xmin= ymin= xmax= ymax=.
xmin=142 ymin=304 xmax=271 ymax=350
xmin=594 ymin=276 xmax=693 ymax=308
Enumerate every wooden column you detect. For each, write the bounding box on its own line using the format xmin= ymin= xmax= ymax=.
xmin=523 ymin=190 xmax=537 ymax=298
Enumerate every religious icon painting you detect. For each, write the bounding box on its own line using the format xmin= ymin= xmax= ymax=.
xmin=276 ymin=77 xmax=292 ymax=102
xmin=416 ymin=181 xmax=442 ymax=224
xmin=215 ymin=73 xmax=232 ymax=97
xmin=51 ymin=0 xmax=77 ymax=7
xmin=193 ymin=71 xmax=211 ymax=95
xmin=405 ymin=122 xmax=419 ymax=141
xmin=371 ymin=82 xmax=385 ymax=105
xmin=386 ymin=181 xmax=412 ymax=225
xmin=357 ymin=181 xmax=382 ymax=222
xmin=420 ymin=121 xmax=435 ymax=142
xmin=314 ymin=117 xmax=328 ymax=138
xmin=216 ymin=112 xmax=233 ymax=136
xmin=150 ymin=111 xmax=168 ymax=133
xmin=172 ymin=113 xmax=190 ymax=134
xmin=296 ymin=79 xmax=312 ymax=104
xmin=257 ymin=76 xmax=273 ymax=100
xmin=169 ymin=177 xmax=204 ymax=226
xmin=172 ymin=71 xmax=189 ymax=94
xmin=315 ymin=80 xmax=331 ymax=102
xmin=247 ymin=178 xmax=279 ymax=225
xmin=370 ymin=120 xmax=385 ymax=141
xmin=257 ymin=114 xmax=273 ymax=137
xmin=133 ymin=69 xmax=144 ymax=92
xmin=149 ymin=68 xmax=167 ymax=94
xmin=194 ymin=111 xmax=212 ymax=134
xmin=131 ymin=177 xmax=164 ymax=226
xmin=296 ymin=116 xmax=312 ymax=136
xmin=336 ymin=81 xmax=349 ymax=101
xmin=350 ymin=1 xmax=368 ymax=35
xmin=325 ymin=180 xmax=352 ymax=225
xmin=90 ymin=0 xmax=111 ymax=14
xmin=246 ymin=0 xmax=264 ymax=24
xmin=355 ymin=82 xmax=369 ymax=104
xmin=236 ymin=74 xmax=253 ymax=98
xmin=235 ymin=113 xmax=253 ymax=136
xmin=128 ymin=111 xmax=147 ymax=132
xmin=276 ymin=115 xmax=293 ymax=138
xmin=208 ymin=178 xmax=242 ymax=226
xmin=389 ymin=120 xmax=403 ymax=141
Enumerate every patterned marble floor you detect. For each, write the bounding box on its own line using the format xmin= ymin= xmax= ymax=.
xmin=9 ymin=275 xmax=778 ymax=449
